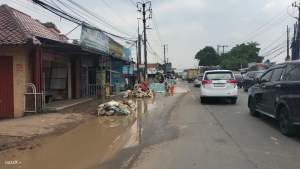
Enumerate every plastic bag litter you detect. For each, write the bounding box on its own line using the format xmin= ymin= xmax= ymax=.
xmin=97 ymin=100 xmax=136 ymax=116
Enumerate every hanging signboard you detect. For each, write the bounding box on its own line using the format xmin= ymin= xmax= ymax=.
xmin=108 ymin=38 xmax=123 ymax=59
xmin=122 ymin=66 xmax=133 ymax=75
xmin=122 ymin=47 xmax=131 ymax=61
xmin=80 ymin=25 xmax=108 ymax=53
xmin=165 ymin=63 xmax=172 ymax=72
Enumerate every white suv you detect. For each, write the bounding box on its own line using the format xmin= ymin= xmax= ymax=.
xmin=200 ymin=70 xmax=238 ymax=104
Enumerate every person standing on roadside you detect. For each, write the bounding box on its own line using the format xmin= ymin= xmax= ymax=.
xmin=170 ymin=80 xmax=175 ymax=96
xmin=164 ymin=78 xmax=169 ymax=96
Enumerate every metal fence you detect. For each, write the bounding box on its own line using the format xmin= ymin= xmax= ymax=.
xmin=81 ymin=84 xmax=103 ymax=97
xmin=24 ymin=83 xmax=45 ymax=113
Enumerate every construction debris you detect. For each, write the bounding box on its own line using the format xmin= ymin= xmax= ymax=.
xmin=97 ymin=100 xmax=136 ymax=116
xmin=124 ymin=83 xmax=154 ymax=98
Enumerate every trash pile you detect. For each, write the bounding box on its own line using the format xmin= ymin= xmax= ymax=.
xmin=97 ymin=100 xmax=136 ymax=116
xmin=124 ymin=82 xmax=154 ymax=98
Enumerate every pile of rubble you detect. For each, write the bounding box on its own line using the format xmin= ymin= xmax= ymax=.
xmin=124 ymin=82 xmax=154 ymax=98
xmin=97 ymin=100 xmax=136 ymax=116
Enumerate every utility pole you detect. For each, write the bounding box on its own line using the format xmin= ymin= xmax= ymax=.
xmin=217 ymin=45 xmax=229 ymax=55
xmin=163 ymin=44 xmax=167 ymax=73
xmin=292 ymin=1 xmax=300 ymax=60
xmin=136 ymin=19 xmax=142 ymax=83
xmin=137 ymin=1 xmax=152 ymax=81
xmin=286 ymin=25 xmax=290 ymax=61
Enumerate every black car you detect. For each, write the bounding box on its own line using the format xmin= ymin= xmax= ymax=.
xmin=248 ymin=61 xmax=300 ymax=136
xmin=234 ymin=74 xmax=244 ymax=88
xmin=243 ymin=70 xmax=265 ymax=92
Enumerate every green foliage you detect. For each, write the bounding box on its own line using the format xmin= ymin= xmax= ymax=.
xmin=220 ymin=42 xmax=263 ymax=70
xmin=195 ymin=42 xmax=263 ymax=71
xmin=195 ymin=46 xmax=220 ymax=66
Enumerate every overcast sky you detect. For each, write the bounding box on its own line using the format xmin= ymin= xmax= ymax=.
xmin=0 ymin=0 xmax=298 ymax=69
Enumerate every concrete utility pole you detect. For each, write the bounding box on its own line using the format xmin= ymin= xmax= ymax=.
xmin=163 ymin=44 xmax=167 ymax=73
xmin=136 ymin=19 xmax=142 ymax=83
xmin=137 ymin=1 xmax=152 ymax=81
xmin=217 ymin=45 xmax=229 ymax=55
xmin=292 ymin=1 xmax=300 ymax=60
xmin=286 ymin=25 xmax=290 ymax=61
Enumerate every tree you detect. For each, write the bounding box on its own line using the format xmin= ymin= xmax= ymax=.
xmin=195 ymin=46 xmax=220 ymax=66
xmin=220 ymin=42 xmax=263 ymax=70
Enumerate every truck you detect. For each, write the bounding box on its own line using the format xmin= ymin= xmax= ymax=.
xmin=184 ymin=69 xmax=198 ymax=83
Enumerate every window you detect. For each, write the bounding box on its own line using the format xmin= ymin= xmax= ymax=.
xmin=284 ymin=64 xmax=300 ymax=81
xmin=260 ymin=70 xmax=273 ymax=83
xmin=205 ymin=72 xmax=234 ymax=80
xmin=254 ymin=71 xmax=264 ymax=78
xmin=271 ymin=68 xmax=283 ymax=82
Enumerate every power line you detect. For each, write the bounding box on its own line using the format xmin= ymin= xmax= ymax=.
xmin=267 ymin=50 xmax=287 ymax=61
xmin=7 ymin=0 xmax=59 ymax=20
xmin=99 ymin=0 xmax=133 ymax=28
xmin=240 ymin=3 xmax=293 ymax=43
xmin=242 ymin=14 xmax=289 ymax=43
xmin=147 ymin=40 xmax=163 ymax=63
xmin=260 ymin=31 xmax=286 ymax=51
xmin=55 ymin=0 xmax=90 ymax=23
xmin=32 ymin=0 xmax=136 ymax=41
xmin=263 ymin=45 xmax=286 ymax=56
xmin=261 ymin=40 xmax=286 ymax=55
xmin=65 ymin=0 xmax=135 ymax=38
xmin=151 ymin=13 xmax=163 ymax=45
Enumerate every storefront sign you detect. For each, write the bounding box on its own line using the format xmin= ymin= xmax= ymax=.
xmin=122 ymin=47 xmax=131 ymax=61
xmin=108 ymin=38 xmax=123 ymax=59
xmin=80 ymin=25 xmax=108 ymax=53
xmin=122 ymin=66 xmax=133 ymax=75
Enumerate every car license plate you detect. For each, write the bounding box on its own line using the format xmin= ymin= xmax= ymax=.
xmin=214 ymin=83 xmax=225 ymax=87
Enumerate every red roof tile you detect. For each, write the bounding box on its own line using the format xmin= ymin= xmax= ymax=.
xmin=0 ymin=4 xmax=62 ymax=45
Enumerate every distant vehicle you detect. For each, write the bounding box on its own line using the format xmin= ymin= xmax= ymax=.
xmin=184 ymin=69 xmax=198 ymax=83
xmin=193 ymin=75 xmax=203 ymax=87
xmin=248 ymin=61 xmax=300 ymax=136
xmin=243 ymin=70 xmax=265 ymax=92
xmin=234 ymin=74 xmax=244 ymax=88
xmin=200 ymin=70 xmax=238 ymax=104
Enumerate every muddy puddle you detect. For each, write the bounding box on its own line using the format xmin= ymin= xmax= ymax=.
xmin=0 ymin=98 xmax=155 ymax=169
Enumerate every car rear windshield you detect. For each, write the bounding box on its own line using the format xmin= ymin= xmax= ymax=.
xmin=205 ymin=72 xmax=234 ymax=80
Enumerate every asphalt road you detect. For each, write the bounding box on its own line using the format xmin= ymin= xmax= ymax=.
xmin=103 ymin=81 xmax=300 ymax=169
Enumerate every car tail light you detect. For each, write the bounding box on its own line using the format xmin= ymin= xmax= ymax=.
xmin=227 ymin=80 xmax=237 ymax=87
xmin=202 ymin=80 xmax=211 ymax=87
xmin=227 ymin=80 xmax=237 ymax=84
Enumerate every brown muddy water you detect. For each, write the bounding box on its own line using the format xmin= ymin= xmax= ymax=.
xmin=0 ymin=99 xmax=154 ymax=169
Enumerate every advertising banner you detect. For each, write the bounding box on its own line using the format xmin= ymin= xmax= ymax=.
xmin=80 ymin=25 xmax=108 ymax=53
xmin=108 ymin=38 xmax=123 ymax=59
xmin=122 ymin=66 xmax=133 ymax=75
xmin=122 ymin=47 xmax=131 ymax=61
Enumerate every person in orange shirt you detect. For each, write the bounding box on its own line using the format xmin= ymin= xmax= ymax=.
xmin=170 ymin=80 xmax=175 ymax=96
